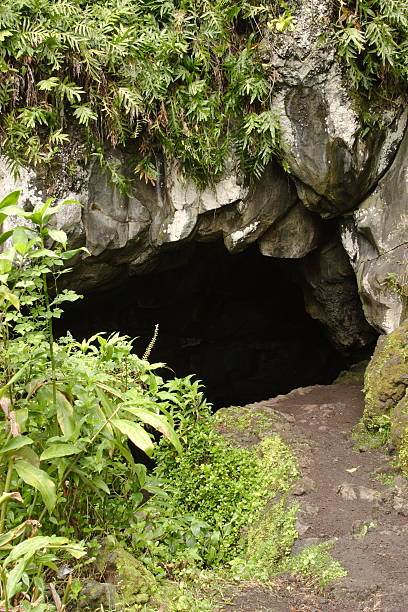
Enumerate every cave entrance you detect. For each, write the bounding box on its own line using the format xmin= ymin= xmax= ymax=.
xmin=58 ymin=241 xmax=348 ymax=408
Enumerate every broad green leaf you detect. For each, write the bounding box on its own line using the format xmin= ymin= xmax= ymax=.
xmin=0 ymin=229 xmax=13 ymax=245
xmin=111 ymin=419 xmax=154 ymax=457
xmin=56 ymin=391 xmax=75 ymax=437
xmin=43 ymin=204 xmax=64 ymax=224
xmin=0 ymin=520 xmax=36 ymax=548
xmin=40 ymin=443 xmax=81 ymax=460
xmin=0 ymin=286 xmax=19 ymax=309
xmin=121 ymin=406 xmax=181 ymax=453
xmin=0 ymin=205 xmax=29 ymax=219
xmin=14 ymin=460 xmax=56 ymax=513
xmin=34 ymin=385 xmax=75 ymax=437
xmin=0 ymin=363 xmax=29 ymax=397
xmin=0 ymin=257 xmax=13 ymax=275
xmin=64 ymin=542 xmax=86 ymax=559
xmin=134 ymin=463 xmax=146 ymax=488
xmin=93 ymin=476 xmax=110 ymax=494
xmin=0 ymin=190 xmax=21 ymax=209
xmin=47 ymin=228 xmax=67 ymax=247
xmin=16 ymin=446 xmax=40 ymax=467
xmin=5 ymin=556 xmax=26 ymax=599
xmin=5 ymin=535 xmax=69 ymax=564
xmin=96 ymin=387 xmax=114 ymax=417
xmin=14 ymin=408 xmax=28 ymax=433
xmin=12 ymin=226 xmax=29 ymax=255
xmin=29 ymin=248 xmax=58 ymax=258
xmin=60 ymin=247 xmax=89 ymax=259
xmin=0 ymin=435 xmax=34 ymax=455
xmin=95 ymin=383 xmax=125 ymax=401
xmin=5 ymin=536 xmax=85 ymax=597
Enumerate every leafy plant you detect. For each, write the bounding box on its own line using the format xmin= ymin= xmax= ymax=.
xmin=0 ymin=192 xmax=182 ymax=608
xmin=153 ymin=406 xmax=298 ymax=566
xmin=336 ymin=0 xmax=408 ymax=95
xmin=279 ymin=542 xmax=347 ymax=587
xmin=0 ymin=0 xmax=290 ymax=188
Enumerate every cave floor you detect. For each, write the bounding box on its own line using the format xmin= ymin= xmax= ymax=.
xmin=214 ymin=381 xmax=408 ymax=612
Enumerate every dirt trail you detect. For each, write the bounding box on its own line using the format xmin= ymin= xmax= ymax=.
xmin=217 ymin=382 xmax=408 ymax=612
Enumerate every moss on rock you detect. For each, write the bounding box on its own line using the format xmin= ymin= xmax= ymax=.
xmin=363 ymin=320 xmax=408 ymax=419
xmin=333 ymin=360 xmax=368 ymax=384
xmin=77 ymin=538 xmax=160 ymax=611
xmin=390 ymin=389 xmax=408 ymax=450
xmin=398 ymin=429 xmax=408 ymax=478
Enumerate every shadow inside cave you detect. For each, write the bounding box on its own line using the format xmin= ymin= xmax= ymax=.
xmin=56 ymin=241 xmax=364 ymax=408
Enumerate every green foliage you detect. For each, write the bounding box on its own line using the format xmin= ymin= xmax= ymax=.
xmin=153 ymin=413 xmax=298 ymax=566
xmin=352 ymin=413 xmax=391 ymax=449
xmin=398 ymin=429 xmax=408 ymax=477
xmin=0 ymin=0 xmax=289 ymax=187
xmin=246 ymin=499 xmax=298 ymax=568
xmin=336 ymin=0 xmax=408 ymax=95
xmin=0 ymin=193 xmax=183 ymax=608
xmin=279 ymin=542 xmax=347 ymax=587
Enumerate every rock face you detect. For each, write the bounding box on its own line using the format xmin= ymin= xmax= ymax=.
xmin=364 ymin=321 xmax=408 ymax=418
xmin=363 ymin=320 xmax=408 ymax=474
xmin=0 ymin=0 xmax=407 ymax=351
xmin=341 ymin=123 xmax=408 ymax=335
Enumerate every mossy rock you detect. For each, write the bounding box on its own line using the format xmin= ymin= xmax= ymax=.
xmin=390 ymin=389 xmax=408 ymax=449
xmin=364 ymin=320 xmax=408 ymax=418
xmin=77 ymin=538 xmax=160 ymax=610
xmin=398 ymin=429 xmax=408 ymax=478
xmin=246 ymin=498 xmax=299 ymax=568
xmin=333 ymin=360 xmax=368 ymax=384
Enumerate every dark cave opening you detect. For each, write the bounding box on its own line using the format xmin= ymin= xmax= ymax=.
xmin=58 ymin=242 xmax=355 ymax=408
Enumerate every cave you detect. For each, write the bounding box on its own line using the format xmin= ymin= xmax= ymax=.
xmin=58 ymin=241 xmax=359 ymax=408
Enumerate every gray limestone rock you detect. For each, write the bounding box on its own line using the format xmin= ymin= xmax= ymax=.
xmin=341 ymin=124 xmax=408 ymax=334
xmin=338 ymin=483 xmax=357 ymax=501
xmin=0 ymin=0 xmax=407 ymax=348
xmin=262 ymin=0 xmax=407 ymax=217
xmin=259 ymin=202 xmax=320 ymax=259
xmin=301 ymin=237 xmax=376 ymax=351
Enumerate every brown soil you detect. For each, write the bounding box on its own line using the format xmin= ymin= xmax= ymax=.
xmin=215 ymin=382 xmax=408 ymax=612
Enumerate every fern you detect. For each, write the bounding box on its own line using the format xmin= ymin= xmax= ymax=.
xmin=0 ymin=0 xmax=290 ymax=187
xmin=0 ymin=0 xmax=292 ymax=187
xmin=336 ymin=0 xmax=408 ymax=95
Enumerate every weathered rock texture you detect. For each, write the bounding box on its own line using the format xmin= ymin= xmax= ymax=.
xmin=342 ymin=123 xmax=408 ymax=335
xmin=0 ymin=0 xmax=407 ymax=350
xmin=364 ymin=320 xmax=408 ymax=419
xmin=363 ymin=320 xmax=408 ymax=468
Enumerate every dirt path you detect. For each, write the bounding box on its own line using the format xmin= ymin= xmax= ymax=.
xmin=216 ymin=382 xmax=408 ymax=612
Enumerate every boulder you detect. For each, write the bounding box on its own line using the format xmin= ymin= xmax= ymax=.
xmin=263 ymin=0 xmax=407 ymax=217
xmin=76 ymin=538 xmax=159 ymax=611
xmin=364 ymin=320 xmax=408 ymax=418
xmin=390 ymin=391 xmax=408 ymax=450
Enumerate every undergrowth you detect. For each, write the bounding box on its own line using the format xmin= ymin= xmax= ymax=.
xmin=0 ymin=191 xmax=348 ymax=610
